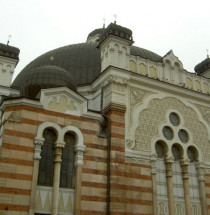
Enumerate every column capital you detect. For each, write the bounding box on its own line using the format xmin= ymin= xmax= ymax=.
xmin=151 ymin=154 xmax=157 ymax=175
xmin=34 ymin=137 xmax=45 ymax=160
xmin=165 ymin=156 xmax=174 ymax=164
xmin=55 ymin=142 xmax=65 ymax=148
xmin=75 ymin=144 xmax=86 ymax=152
xmin=181 ymin=159 xmax=190 ymax=180
xmin=165 ymin=156 xmax=174 ymax=177
xmin=75 ymin=150 xmax=85 ymax=166
xmin=34 ymin=137 xmax=44 ymax=146
xmin=196 ymin=162 xmax=206 ymax=182
xmin=181 ymin=158 xmax=190 ymax=167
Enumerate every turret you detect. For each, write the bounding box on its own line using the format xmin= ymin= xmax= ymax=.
xmin=194 ymin=55 xmax=210 ymax=78
xmin=98 ymin=22 xmax=133 ymax=72
xmin=0 ymin=43 xmax=20 ymax=87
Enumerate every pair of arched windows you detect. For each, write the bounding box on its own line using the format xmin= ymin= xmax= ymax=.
xmin=37 ymin=128 xmax=76 ymax=188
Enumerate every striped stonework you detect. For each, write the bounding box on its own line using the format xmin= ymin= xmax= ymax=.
xmin=205 ymin=174 xmax=210 ymax=212
xmin=104 ymin=104 xmax=153 ymax=215
xmin=0 ymin=104 xmax=103 ymax=215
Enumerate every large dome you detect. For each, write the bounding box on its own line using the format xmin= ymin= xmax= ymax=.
xmin=12 ymin=24 xmax=162 ymax=98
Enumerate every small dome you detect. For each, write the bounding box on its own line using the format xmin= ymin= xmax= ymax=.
xmin=194 ymin=57 xmax=210 ymax=75
xmin=17 ymin=65 xmax=77 ymax=98
xmin=0 ymin=43 xmax=20 ymax=60
xmin=87 ymin=28 xmax=105 ymax=39
xmin=99 ymin=22 xmax=133 ymax=43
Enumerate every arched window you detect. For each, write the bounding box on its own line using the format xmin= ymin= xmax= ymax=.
xmin=38 ymin=128 xmax=56 ymax=186
xmin=172 ymin=144 xmax=184 ymax=199
xmin=60 ymin=132 xmax=76 ymax=188
xmin=188 ymin=146 xmax=201 ymax=213
xmin=155 ymin=141 xmax=169 ymax=214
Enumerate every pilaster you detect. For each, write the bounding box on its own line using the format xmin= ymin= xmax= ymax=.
xmin=151 ymin=154 xmax=158 ymax=215
xmin=74 ymin=144 xmax=86 ymax=215
xmin=29 ymin=137 xmax=45 ymax=215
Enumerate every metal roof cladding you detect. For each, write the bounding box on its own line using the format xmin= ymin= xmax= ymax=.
xmin=18 ymin=65 xmax=77 ymax=98
xmin=194 ymin=57 xmax=210 ymax=75
xmin=0 ymin=43 xmax=20 ymax=60
xmin=12 ymin=25 xmax=162 ymax=98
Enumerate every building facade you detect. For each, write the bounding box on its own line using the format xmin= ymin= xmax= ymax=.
xmin=0 ymin=23 xmax=210 ymax=215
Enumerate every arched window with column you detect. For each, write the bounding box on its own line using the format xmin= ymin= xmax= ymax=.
xmin=38 ymin=128 xmax=57 ymax=186
xmin=60 ymin=132 xmax=76 ymax=188
xmin=188 ymin=146 xmax=201 ymax=214
xmin=171 ymin=144 xmax=185 ymax=213
xmin=155 ymin=141 xmax=169 ymax=214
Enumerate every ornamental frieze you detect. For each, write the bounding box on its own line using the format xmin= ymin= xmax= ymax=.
xmin=133 ymin=97 xmax=210 ymax=162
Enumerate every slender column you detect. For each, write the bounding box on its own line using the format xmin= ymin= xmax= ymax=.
xmin=29 ymin=137 xmax=44 ymax=215
xmin=165 ymin=157 xmax=174 ymax=215
xmin=151 ymin=154 xmax=158 ymax=215
xmin=181 ymin=159 xmax=191 ymax=215
xmin=74 ymin=145 xmax=86 ymax=215
xmin=196 ymin=162 xmax=208 ymax=215
xmin=52 ymin=143 xmax=64 ymax=215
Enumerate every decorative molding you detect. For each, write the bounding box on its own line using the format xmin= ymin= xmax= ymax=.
xmin=75 ymin=144 xmax=86 ymax=166
xmin=130 ymin=87 xmax=152 ymax=111
xmin=125 ymin=138 xmax=134 ymax=149
xmin=35 ymin=186 xmax=74 ymax=214
xmin=55 ymin=142 xmax=65 ymax=149
xmin=102 ymin=75 xmax=129 ymax=89
xmin=194 ymin=103 xmax=210 ymax=125
xmin=5 ymin=111 xmax=21 ymax=123
xmin=132 ymin=97 xmax=210 ymax=162
xmin=34 ymin=137 xmax=45 ymax=160
xmin=125 ymin=149 xmax=151 ymax=166
xmin=125 ymin=157 xmax=151 ymax=166
xmin=40 ymin=87 xmax=87 ymax=117
xmin=103 ymin=103 xmax=126 ymax=114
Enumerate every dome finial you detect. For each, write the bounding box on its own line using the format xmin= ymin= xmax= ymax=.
xmin=114 ymin=14 xmax=117 ymax=24
xmin=103 ymin=18 xmax=106 ymax=28
xmin=7 ymin=34 xmax=12 ymax=45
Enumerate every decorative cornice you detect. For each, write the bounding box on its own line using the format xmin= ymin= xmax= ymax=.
xmin=102 ymin=74 xmax=129 ymax=88
xmin=103 ymin=103 xmax=126 ymax=114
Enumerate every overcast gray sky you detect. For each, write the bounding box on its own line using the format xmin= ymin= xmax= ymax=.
xmin=1 ymin=0 xmax=209 ymax=79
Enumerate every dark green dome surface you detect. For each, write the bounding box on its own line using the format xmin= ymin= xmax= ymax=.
xmin=194 ymin=57 xmax=210 ymax=75
xmin=19 ymin=65 xmax=77 ymax=98
xmin=12 ymin=38 xmax=162 ymax=98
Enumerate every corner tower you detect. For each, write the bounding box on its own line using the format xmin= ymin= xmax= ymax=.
xmin=0 ymin=43 xmax=19 ymax=87
xmin=194 ymin=55 xmax=210 ymax=78
xmin=98 ymin=22 xmax=133 ymax=72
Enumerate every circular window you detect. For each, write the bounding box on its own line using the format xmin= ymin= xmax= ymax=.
xmin=162 ymin=126 xmax=173 ymax=140
xmin=169 ymin=112 xmax=180 ymax=126
xmin=178 ymin=129 xmax=189 ymax=143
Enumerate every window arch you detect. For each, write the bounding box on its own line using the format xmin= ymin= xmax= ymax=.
xmin=38 ymin=128 xmax=57 ymax=186
xmin=155 ymin=141 xmax=169 ymax=214
xmin=60 ymin=132 xmax=76 ymax=188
